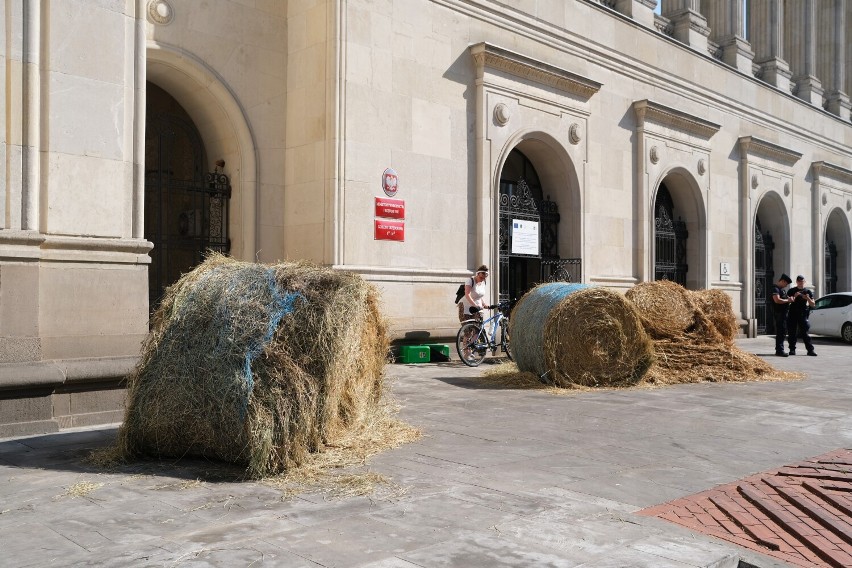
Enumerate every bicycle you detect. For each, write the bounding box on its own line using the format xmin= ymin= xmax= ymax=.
xmin=456 ymin=301 xmax=513 ymax=367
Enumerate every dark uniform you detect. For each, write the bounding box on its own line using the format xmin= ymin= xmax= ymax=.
xmin=772 ymin=284 xmax=790 ymax=355
xmin=787 ymin=286 xmax=815 ymax=355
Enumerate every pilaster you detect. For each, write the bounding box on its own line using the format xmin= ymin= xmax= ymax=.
xmin=661 ymin=1 xmax=710 ymax=52
xmin=704 ymin=0 xmax=755 ymax=74
xmin=614 ymin=0 xmax=658 ymax=29
xmin=785 ymin=0 xmax=824 ymax=106
xmin=749 ymin=0 xmax=792 ymax=91
xmin=816 ymin=0 xmax=850 ymax=120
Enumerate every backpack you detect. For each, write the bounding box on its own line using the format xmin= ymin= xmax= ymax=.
xmin=454 ymin=283 xmax=465 ymax=304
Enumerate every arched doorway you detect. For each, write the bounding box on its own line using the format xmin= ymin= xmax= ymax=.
xmin=145 ymin=82 xmax=231 ymax=308
xmin=497 ymin=149 xmax=579 ymax=302
xmin=754 ymin=217 xmax=775 ymax=334
xmin=653 ymin=183 xmax=688 ymax=286
xmin=754 ymin=192 xmax=789 ymax=334
xmin=652 ymin=170 xmax=707 ymax=290
xmin=825 ymin=208 xmax=851 ymax=294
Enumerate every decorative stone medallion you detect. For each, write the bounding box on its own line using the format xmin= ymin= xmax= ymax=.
xmin=784 ymin=182 xmax=790 ymax=197
xmin=649 ymin=146 xmax=659 ymax=164
xmin=569 ymin=123 xmax=582 ymax=145
xmin=751 ymin=174 xmax=759 ymax=189
xmin=822 ymin=193 xmax=828 ymax=206
xmin=493 ymin=103 xmax=510 ymax=126
xmin=847 ymin=199 xmax=851 ymax=212
xmin=696 ymin=158 xmax=705 ymax=176
xmin=147 ymin=0 xmax=174 ymax=25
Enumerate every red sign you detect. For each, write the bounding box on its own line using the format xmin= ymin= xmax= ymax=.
xmin=375 ymin=197 xmax=405 ymax=219
xmin=382 ymin=168 xmax=399 ymax=197
xmin=374 ymin=219 xmax=404 ymax=241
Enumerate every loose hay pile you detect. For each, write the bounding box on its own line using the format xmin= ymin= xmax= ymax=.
xmin=627 ymin=281 xmax=795 ymax=384
xmin=510 ymin=283 xmax=654 ymax=387
xmin=117 ymin=254 xmax=415 ymax=479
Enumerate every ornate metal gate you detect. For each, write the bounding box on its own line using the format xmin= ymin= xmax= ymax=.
xmin=145 ymin=113 xmax=231 ymax=309
xmin=654 ymin=184 xmax=688 ymax=286
xmin=498 ymin=179 xmax=580 ymax=303
xmin=825 ymin=240 xmax=838 ymax=295
xmin=754 ymin=219 xmax=775 ymax=334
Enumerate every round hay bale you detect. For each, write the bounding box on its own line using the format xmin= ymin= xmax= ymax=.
xmin=510 ymin=283 xmax=654 ymax=387
xmin=625 ymin=280 xmax=723 ymax=344
xmin=624 ymin=280 xmax=695 ymax=339
xmin=691 ymin=289 xmax=738 ymax=344
xmin=117 ymin=254 xmax=389 ymax=479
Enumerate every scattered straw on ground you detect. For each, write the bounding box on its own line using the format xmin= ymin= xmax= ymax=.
xmin=642 ymin=340 xmax=802 ymax=385
xmin=58 ymin=481 xmax=104 ymax=499
xmin=263 ymin=394 xmax=420 ymax=499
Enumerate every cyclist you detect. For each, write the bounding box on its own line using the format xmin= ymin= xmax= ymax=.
xmin=458 ymin=265 xmax=489 ymax=323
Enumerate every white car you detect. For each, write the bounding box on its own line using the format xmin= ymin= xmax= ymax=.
xmin=809 ymin=292 xmax=852 ymax=344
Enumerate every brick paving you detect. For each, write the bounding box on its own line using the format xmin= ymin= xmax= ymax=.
xmin=639 ymin=449 xmax=852 ymax=567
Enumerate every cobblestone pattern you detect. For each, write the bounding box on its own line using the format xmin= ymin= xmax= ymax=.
xmin=639 ymin=449 xmax=852 ymax=567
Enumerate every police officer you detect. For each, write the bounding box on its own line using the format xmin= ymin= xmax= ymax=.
xmin=771 ymin=273 xmax=793 ymax=356
xmin=787 ymin=275 xmax=817 ymax=356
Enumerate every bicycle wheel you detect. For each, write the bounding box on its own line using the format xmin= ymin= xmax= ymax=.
xmin=456 ymin=322 xmax=487 ymax=367
xmin=501 ymin=321 xmax=512 ymax=361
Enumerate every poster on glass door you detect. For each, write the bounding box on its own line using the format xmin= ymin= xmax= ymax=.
xmin=511 ymin=219 xmax=539 ymax=255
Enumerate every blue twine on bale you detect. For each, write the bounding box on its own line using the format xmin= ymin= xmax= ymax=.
xmin=510 ymin=282 xmax=589 ymax=378
xmin=177 ymin=264 xmax=303 ymax=419
xmin=241 ymin=269 xmax=302 ymax=403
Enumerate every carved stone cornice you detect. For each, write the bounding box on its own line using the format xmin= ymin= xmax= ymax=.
xmin=469 ymin=42 xmax=602 ymax=100
xmin=738 ymin=136 xmax=802 ymax=167
xmin=812 ymin=161 xmax=852 ymax=186
xmin=632 ymin=99 xmax=720 ymax=140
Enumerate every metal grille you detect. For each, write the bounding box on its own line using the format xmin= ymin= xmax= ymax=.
xmin=754 ymin=220 xmax=774 ymax=334
xmin=498 ymin=178 xmax=580 ymax=303
xmin=825 ymin=240 xmax=838 ymax=294
xmin=145 ymin=112 xmax=230 ymax=310
xmin=654 ymin=184 xmax=688 ymax=286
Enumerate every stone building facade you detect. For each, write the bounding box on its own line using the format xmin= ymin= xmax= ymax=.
xmin=1 ymin=0 xmax=851 ymax=435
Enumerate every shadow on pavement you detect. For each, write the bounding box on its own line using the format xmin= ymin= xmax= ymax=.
xmin=0 ymin=426 xmax=247 ymax=482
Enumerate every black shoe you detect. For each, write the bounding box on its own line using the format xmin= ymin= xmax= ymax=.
xmin=776 ymin=351 xmax=788 ymax=357
xmin=807 ymin=351 xmax=817 ymax=357
xmin=789 ymin=350 xmax=796 ymax=356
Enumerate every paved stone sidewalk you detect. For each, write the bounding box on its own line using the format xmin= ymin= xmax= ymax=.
xmin=1 ymin=336 xmax=850 ymax=567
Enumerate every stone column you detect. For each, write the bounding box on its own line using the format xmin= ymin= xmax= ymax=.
xmin=749 ymin=0 xmax=792 ymax=91
xmin=661 ymin=0 xmax=710 ymax=52
xmin=784 ymin=0 xmax=824 ymax=105
xmin=614 ymin=0 xmax=658 ymax=29
xmin=847 ymin=6 xmax=852 ymax=105
xmin=704 ymin=0 xmax=755 ymax=73
xmin=816 ymin=0 xmax=850 ymax=120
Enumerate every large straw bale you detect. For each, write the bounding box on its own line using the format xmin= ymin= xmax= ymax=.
xmin=626 ymin=281 xmax=794 ymax=384
xmin=510 ymin=283 xmax=654 ymax=387
xmin=691 ymin=289 xmax=739 ymax=344
xmin=117 ymin=254 xmax=392 ymax=478
xmin=625 ymin=280 xmax=721 ymax=343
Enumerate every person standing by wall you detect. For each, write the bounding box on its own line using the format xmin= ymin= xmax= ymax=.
xmin=787 ymin=275 xmax=817 ymax=356
xmin=458 ymin=265 xmax=489 ymax=322
xmin=771 ymin=273 xmax=793 ymax=356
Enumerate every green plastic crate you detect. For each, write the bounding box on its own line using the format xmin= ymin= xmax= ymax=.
xmin=425 ymin=344 xmax=450 ymax=361
xmin=398 ymin=345 xmax=430 ymax=364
